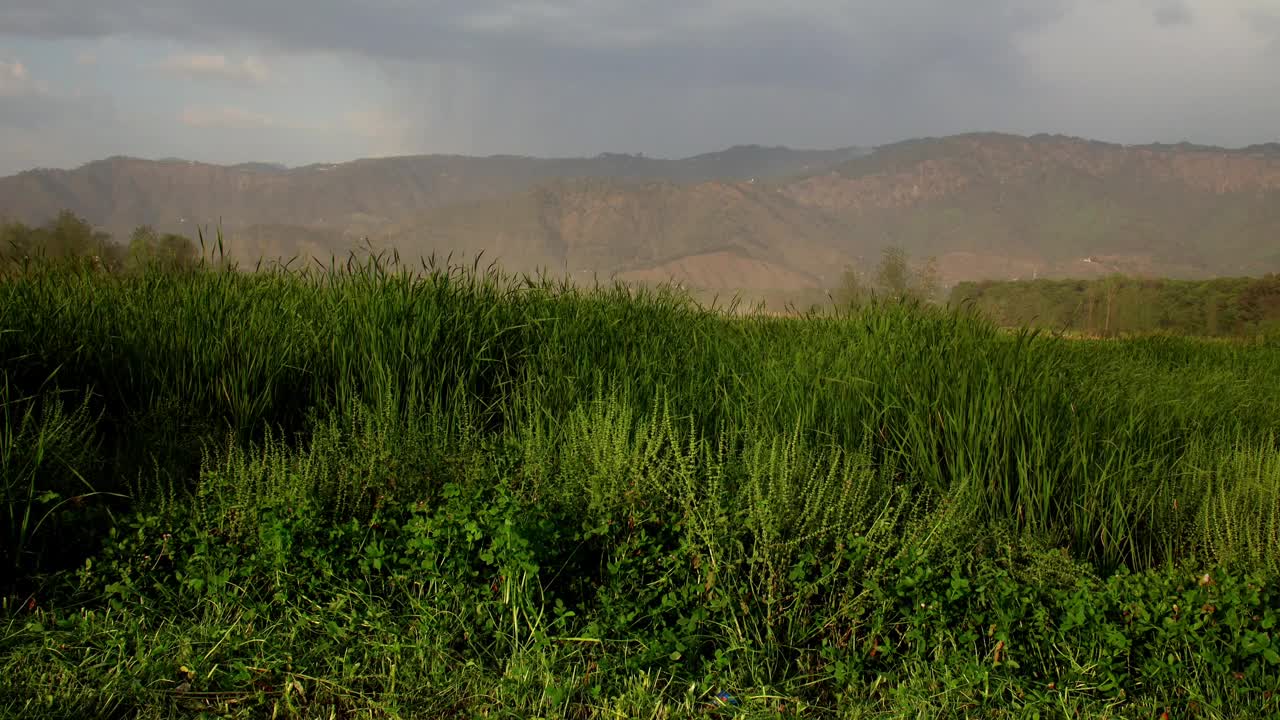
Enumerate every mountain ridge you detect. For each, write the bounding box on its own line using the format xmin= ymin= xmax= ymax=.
xmin=0 ymin=144 xmax=866 ymax=241
xmin=4 ymin=133 xmax=1280 ymax=302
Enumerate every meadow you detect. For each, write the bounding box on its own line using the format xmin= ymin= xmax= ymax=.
xmin=2 ymin=251 xmax=1279 ymax=718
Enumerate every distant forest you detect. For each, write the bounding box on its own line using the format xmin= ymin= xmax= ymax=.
xmin=0 ymin=210 xmax=202 ymax=273
xmin=951 ymin=276 xmax=1280 ymax=338
xmin=7 ymin=209 xmax=1280 ymax=339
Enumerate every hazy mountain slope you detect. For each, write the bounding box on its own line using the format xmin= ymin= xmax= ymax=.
xmin=382 ymin=178 xmax=853 ymax=289
xmin=0 ymin=145 xmax=866 ymax=240
xmin=371 ymin=134 xmax=1280 ymax=289
xmin=5 ymin=133 xmax=1280 ymax=297
xmin=777 ymin=133 xmax=1280 ymax=281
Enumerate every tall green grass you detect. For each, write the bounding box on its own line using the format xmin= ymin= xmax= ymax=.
xmin=4 ymin=253 xmax=1276 ymax=570
xmin=2 ymin=252 xmax=1279 ymax=717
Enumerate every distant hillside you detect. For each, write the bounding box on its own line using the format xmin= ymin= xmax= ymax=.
xmin=0 ymin=145 xmax=866 ymax=240
xmin=4 ymin=133 xmax=1280 ymax=302
xmin=778 ymin=133 xmax=1280 ymax=283
xmin=380 ymin=177 xmax=854 ymax=291
xmin=368 ymin=134 xmax=1280 ymax=292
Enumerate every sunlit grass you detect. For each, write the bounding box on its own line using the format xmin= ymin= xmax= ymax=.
xmin=2 ymin=251 xmax=1278 ymax=717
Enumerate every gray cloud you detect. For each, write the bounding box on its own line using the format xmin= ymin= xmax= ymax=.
xmin=1244 ymin=7 xmax=1280 ymax=51
xmin=0 ymin=1 xmax=1064 ymax=89
xmin=1153 ymin=1 xmax=1193 ymax=26
xmin=1 ymin=0 xmax=1081 ymax=153
xmin=0 ymin=0 xmax=1277 ymax=165
xmin=179 ymin=105 xmax=319 ymax=130
xmin=0 ymin=94 xmax=118 ymax=139
xmin=0 ymin=67 xmax=124 ymax=173
xmin=159 ymin=53 xmax=271 ymax=86
xmin=0 ymin=58 xmax=114 ymax=131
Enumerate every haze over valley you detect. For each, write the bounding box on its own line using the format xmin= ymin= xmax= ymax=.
xmin=5 ymin=133 xmax=1280 ymax=305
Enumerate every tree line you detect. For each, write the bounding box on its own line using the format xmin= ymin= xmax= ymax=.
xmin=950 ymin=275 xmax=1280 ymax=338
xmin=832 ymin=246 xmax=941 ymax=307
xmin=831 ymin=247 xmax=1280 ymax=339
xmin=8 ymin=213 xmax=1278 ymax=339
xmin=1 ymin=210 xmax=203 ymax=274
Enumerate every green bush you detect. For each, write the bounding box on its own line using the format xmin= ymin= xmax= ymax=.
xmin=0 ymin=373 xmax=113 ymax=579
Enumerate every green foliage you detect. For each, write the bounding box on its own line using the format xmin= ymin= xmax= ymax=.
xmin=128 ymin=226 xmax=199 ymax=273
xmin=831 ymin=266 xmax=870 ymax=309
xmin=0 ymin=372 xmax=113 ymax=578
xmin=0 ymin=211 xmax=207 ymax=281
xmin=1 ymin=211 xmax=126 ymax=274
xmin=953 ymin=274 xmax=1280 ymax=338
xmin=836 ymin=246 xmax=941 ymax=308
xmin=875 ymin=246 xmax=913 ymax=300
xmin=1 ymin=254 xmax=1279 ymax=717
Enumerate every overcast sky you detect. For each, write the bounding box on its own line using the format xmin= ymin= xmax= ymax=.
xmin=1 ymin=0 xmax=1278 ymax=175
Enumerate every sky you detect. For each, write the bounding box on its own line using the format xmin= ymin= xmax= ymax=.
xmin=1 ymin=0 xmax=1278 ymax=175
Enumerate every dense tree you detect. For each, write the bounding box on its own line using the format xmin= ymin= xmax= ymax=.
xmin=128 ymin=225 xmax=199 ymax=272
xmin=0 ymin=211 xmax=198 ymax=275
xmin=1 ymin=211 xmax=124 ymax=271
xmin=832 ymin=267 xmax=871 ymax=308
xmin=950 ymin=274 xmax=1280 ymax=337
xmin=875 ymin=246 xmax=913 ymax=300
xmin=835 ymin=245 xmax=941 ymax=308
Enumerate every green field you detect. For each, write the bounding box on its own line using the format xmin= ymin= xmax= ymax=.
xmin=2 ymin=253 xmax=1279 ymax=718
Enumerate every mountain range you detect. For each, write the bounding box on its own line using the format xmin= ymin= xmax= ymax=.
xmin=4 ymin=133 xmax=1280 ymax=302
